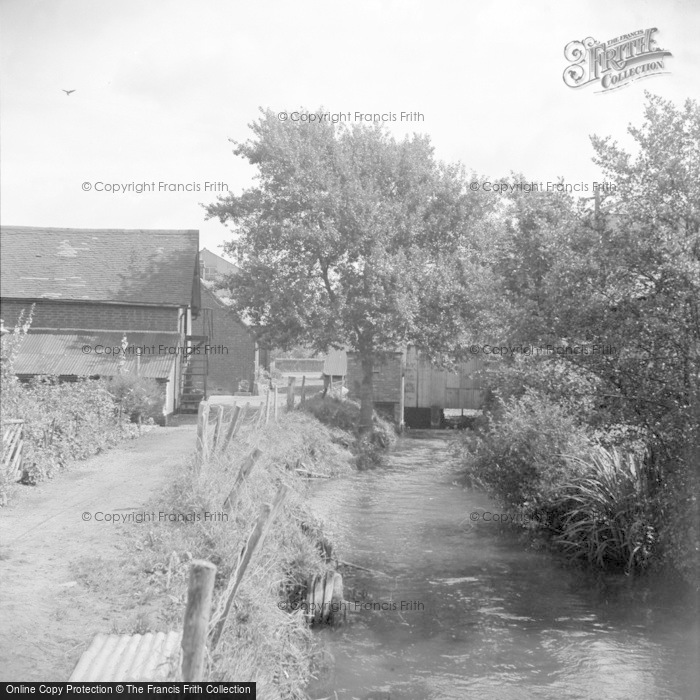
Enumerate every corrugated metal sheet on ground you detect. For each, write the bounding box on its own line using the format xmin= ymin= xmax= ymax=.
xmin=69 ymin=631 xmax=181 ymax=681
xmin=13 ymin=330 xmax=180 ymax=379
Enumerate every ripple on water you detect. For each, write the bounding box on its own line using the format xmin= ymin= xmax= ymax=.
xmin=308 ymin=433 xmax=699 ymax=700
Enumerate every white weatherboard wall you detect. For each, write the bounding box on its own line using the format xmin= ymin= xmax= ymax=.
xmin=403 ymin=347 xmax=483 ymax=410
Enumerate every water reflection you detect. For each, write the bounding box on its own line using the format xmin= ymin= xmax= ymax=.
xmin=308 ymin=432 xmax=699 ymax=700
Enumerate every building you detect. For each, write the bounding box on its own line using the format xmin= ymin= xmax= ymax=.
xmin=402 ymin=347 xmax=483 ymax=427
xmin=346 ymin=347 xmax=483 ymax=427
xmin=0 ymin=226 xmax=202 ymax=419
xmin=188 ymin=248 xmax=266 ymax=402
xmin=199 ymin=247 xmax=238 ymax=281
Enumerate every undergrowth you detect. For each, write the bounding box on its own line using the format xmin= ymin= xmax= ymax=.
xmin=458 ymin=388 xmax=691 ymax=580
xmin=123 ymin=410 xmax=353 ymax=698
xmin=301 ymin=395 xmax=397 ymax=468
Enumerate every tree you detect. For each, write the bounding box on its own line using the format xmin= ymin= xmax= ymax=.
xmin=206 ymin=109 xmax=480 ymax=431
xmin=466 ymin=96 xmax=699 ymax=468
xmin=539 ymin=95 xmax=700 ymax=467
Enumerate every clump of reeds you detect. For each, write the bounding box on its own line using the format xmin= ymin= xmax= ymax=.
xmin=552 ymin=446 xmax=657 ymax=574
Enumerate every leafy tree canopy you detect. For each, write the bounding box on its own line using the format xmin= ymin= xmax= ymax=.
xmin=206 ymin=109 xmax=488 ymax=428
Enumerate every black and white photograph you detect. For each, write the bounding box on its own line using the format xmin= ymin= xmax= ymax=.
xmin=0 ymin=1 xmax=698 ymax=698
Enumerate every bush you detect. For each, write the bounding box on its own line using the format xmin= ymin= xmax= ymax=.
xmin=107 ymin=373 xmax=165 ymax=424
xmin=301 ymin=395 xmax=397 ymax=467
xmin=551 ymin=447 xmax=657 ymax=573
xmin=655 ymin=467 xmax=700 ymax=586
xmin=301 ymin=395 xmax=361 ymax=432
xmin=0 ymin=311 xmax=152 ymax=500
xmin=460 ymin=388 xmax=590 ymax=521
xmin=12 ymin=376 xmax=124 ymax=484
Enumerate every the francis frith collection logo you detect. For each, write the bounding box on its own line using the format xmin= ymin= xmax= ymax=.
xmin=563 ymin=28 xmax=672 ymax=92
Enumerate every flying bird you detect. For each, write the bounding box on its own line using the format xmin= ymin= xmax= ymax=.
xmin=62 ymin=89 xmax=76 ymax=96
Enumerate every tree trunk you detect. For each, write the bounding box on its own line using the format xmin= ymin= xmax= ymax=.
xmin=358 ymin=353 xmax=374 ymax=434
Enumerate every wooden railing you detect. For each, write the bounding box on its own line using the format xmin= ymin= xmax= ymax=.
xmin=2 ymin=419 xmax=24 ymax=484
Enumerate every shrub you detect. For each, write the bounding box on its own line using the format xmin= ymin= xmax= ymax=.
xmin=460 ymin=388 xmax=590 ymax=521
xmin=551 ymin=447 xmax=657 ymax=573
xmin=301 ymin=395 xmax=361 ymax=432
xmin=480 ymin=354 xmax=601 ymax=425
xmin=654 ymin=467 xmax=700 ymax=586
xmin=301 ymin=395 xmax=397 ymax=468
xmin=16 ymin=376 xmax=123 ymax=484
xmin=0 ymin=310 xmax=151 ymax=500
xmin=107 ymin=373 xmax=165 ymax=424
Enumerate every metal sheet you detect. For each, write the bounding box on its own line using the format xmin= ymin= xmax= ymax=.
xmin=69 ymin=631 xmax=181 ymax=682
xmin=322 ymin=348 xmax=347 ymax=377
xmin=13 ymin=330 xmax=180 ymax=379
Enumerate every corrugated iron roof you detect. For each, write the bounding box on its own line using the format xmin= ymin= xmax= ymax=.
xmin=69 ymin=631 xmax=181 ymax=682
xmin=0 ymin=226 xmax=199 ymax=306
xmin=13 ymin=330 xmax=180 ymax=379
xmin=274 ymin=358 xmax=325 ymax=374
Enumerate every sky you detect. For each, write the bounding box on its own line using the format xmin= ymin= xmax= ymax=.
xmin=1 ymin=0 xmax=698 ymax=258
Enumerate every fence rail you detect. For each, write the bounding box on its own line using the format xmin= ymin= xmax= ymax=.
xmin=71 ymin=381 xmax=330 ymax=681
xmin=2 ymin=419 xmax=24 ymax=485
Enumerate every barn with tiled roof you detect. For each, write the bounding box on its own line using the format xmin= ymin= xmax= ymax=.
xmin=0 ymin=226 xmax=202 ymax=419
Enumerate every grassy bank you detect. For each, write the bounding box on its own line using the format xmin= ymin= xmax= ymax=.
xmin=300 ymin=395 xmax=397 ymax=468
xmin=74 ymin=410 xmax=353 ymax=697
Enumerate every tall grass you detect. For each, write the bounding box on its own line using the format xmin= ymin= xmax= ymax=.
xmin=301 ymin=395 xmax=397 ymax=468
xmin=128 ymin=411 xmax=354 ymax=697
xmin=552 ymin=446 xmax=657 ymax=573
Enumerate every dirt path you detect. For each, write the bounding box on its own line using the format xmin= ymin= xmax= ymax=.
xmin=0 ymin=425 xmax=196 ymax=681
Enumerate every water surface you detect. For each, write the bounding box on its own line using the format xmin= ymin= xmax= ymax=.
xmin=308 ymin=431 xmax=699 ymax=700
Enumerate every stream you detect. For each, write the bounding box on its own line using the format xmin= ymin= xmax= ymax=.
xmin=307 ymin=431 xmax=699 ymax=700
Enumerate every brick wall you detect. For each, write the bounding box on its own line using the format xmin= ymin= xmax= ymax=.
xmin=191 ymin=286 xmax=256 ymax=395
xmin=346 ymin=352 xmax=403 ymax=403
xmin=0 ymin=299 xmax=179 ymax=332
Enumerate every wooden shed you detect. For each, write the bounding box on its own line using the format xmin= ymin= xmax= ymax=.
xmin=403 ymin=347 xmax=483 ymax=410
xmin=346 ymin=346 xmax=483 ymax=428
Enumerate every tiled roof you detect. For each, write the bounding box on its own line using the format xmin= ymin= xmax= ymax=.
xmin=13 ymin=330 xmax=180 ymax=379
xmin=0 ymin=227 xmax=199 ymax=306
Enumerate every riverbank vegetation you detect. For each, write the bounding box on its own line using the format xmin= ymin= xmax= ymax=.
xmin=301 ymin=395 xmax=397 ymax=467
xmin=109 ymin=411 xmax=353 ymax=698
xmin=455 ymin=95 xmax=699 ymax=584
xmin=203 ymin=94 xmax=698 ymax=585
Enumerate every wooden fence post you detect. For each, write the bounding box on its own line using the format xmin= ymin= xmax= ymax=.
xmin=264 ymin=390 xmax=271 ymax=424
xmin=306 ymin=571 xmax=344 ymax=626
xmin=222 ymin=447 xmax=263 ymax=513
xmin=273 ymin=386 xmax=278 ymax=422
xmin=195 ymin=401 xmax=210 ymax=470
xmin=286 ymin=376 xmax=296 ymax=411
xmin=210 ymin=485 xmax=289 ymax=650
xmin=212 ymin=405 xmax=224 ymax=453
xmin=181 ymin=559 xmax=217 ymax=682
xmin=300 ymin=375 xmax=306 ymax=406
xmin=219 ymin=404 xmax=242 ymax=454
xmin=254 ymin=403 xmax=265 ymax=430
